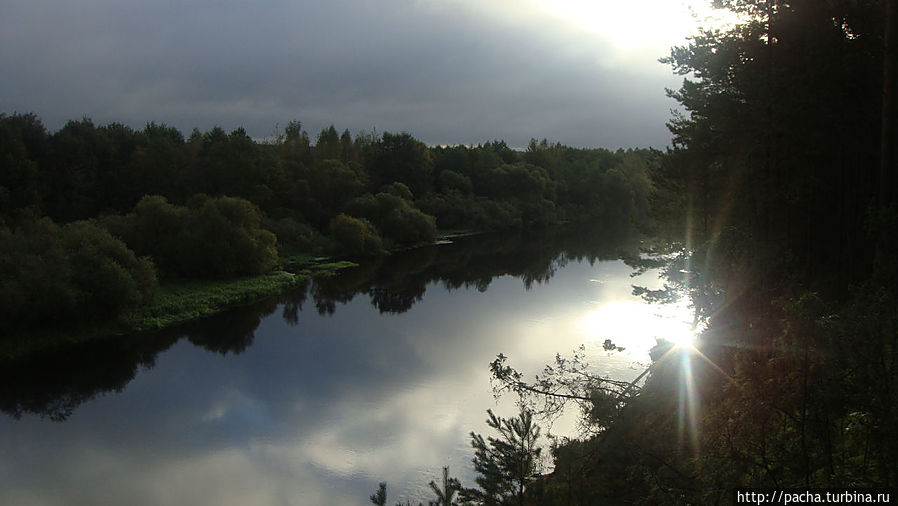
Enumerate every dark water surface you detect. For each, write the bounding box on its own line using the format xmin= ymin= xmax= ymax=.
xmin=0 ymin=227 xmax=693 ymax=505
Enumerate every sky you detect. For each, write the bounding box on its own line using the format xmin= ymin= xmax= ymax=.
xmin=0 ymin=0 xmax=727 ymax=149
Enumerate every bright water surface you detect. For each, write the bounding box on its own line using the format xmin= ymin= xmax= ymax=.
xmin=0 ymin=227 xmax=692 ymax=505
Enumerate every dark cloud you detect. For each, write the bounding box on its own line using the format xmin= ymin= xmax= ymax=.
xmin=0 ymin=0 xmax=681 ymax=148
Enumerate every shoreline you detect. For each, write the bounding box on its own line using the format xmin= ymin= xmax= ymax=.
xmin=0 ymin=261 xmax=356 ymax=361
xmin=2 ymin=231 xmax=485 ymax=362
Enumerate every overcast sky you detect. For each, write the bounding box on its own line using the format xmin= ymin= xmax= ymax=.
xmin=0 ymin=0 xmax=722 ymax=149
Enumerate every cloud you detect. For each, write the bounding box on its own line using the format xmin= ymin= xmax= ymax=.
xmin=0 ymin=0 xmax=685 ymax=148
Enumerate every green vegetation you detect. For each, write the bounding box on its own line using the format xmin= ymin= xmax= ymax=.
xmin=0 ymin=107 xmax=654 ymax=353
xmin=329 ymin=213 xmax=385 ymax=256
xmin=103 ymin=194 xmax=278 ymax=279
xmin=0 ymin=264 xmax=361 ymax=360
xmin=0 ymin=218 xmax=156 ymax=333
xmin=131 ymin=272 xmax=304 ymax=332
xmin=0 ymin=113 xmax=655 ymax=256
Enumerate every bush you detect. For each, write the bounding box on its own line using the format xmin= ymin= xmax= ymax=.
xmin=329 ymin=213 xmax=383 ymax=257
xmin=106 ymin=195 xmax=278 ymax=279
xmin=184 ymin=196 xmax=278 ymax=278
xmin=105 ymin=195 xmax=187 ymax=277
xmin=417 ymin=192 xmax=479 ymax=229
xmin=437 ymin=170 xmax=472 ymax=195
xmin=380 ymin=205 xmax=437 ymax=245
xmin=265 ymin=216 xmax=322 ymax=255
xmin=380 ymin=181 xmax=414 ymax=200
xmin=345 ymin=192 xmax=437 ymax=246
xmin=473 ymin=199 xmax=522 ymax=231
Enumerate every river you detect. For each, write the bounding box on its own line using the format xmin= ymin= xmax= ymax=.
xmin=0 ymin=226 xmax=694 ymax=505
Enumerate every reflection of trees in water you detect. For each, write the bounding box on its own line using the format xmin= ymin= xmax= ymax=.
xmin=0 ymin=330 xmax=180 ymax=421
xmin=1 ymin=223 xmax=636 ymax=422
xmin=280 ymin=281 xmax=309 ymax=325
xmin=0 ymin=295 xmax=283 ymax=421
xmin=186 ymin=296 xmax=279 ymax=354
xmin=309 ymin=223 xmax=638 ymax=316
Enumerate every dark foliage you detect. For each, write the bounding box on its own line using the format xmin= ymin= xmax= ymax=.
xmin=0 ymin=218 xmax=156 ymax=332
xmin=106 ymin=195 xmax=278 ymax=279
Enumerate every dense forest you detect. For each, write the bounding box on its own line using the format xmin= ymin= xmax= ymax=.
xmin=0 ymin=113 xmax=653 ymax=346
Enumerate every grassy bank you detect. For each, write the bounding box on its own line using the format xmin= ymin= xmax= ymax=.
xmin=131 ymin=271 xmax=305 ymax=333
xmin=131 ymin=260 xmax=356 ymax=333
xmin=1 ymin=261 xmax=356 ymax=361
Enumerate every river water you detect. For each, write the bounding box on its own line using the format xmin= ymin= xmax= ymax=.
xmin=0 ymin=226 xmax=693 ymax=505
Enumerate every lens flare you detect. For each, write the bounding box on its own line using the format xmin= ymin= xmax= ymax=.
xmin=580 ymin=299 xmax=697 ymax=354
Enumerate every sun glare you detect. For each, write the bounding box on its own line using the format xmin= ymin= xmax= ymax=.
xmin=532 ymin=0 xmax=744 ymax=54
xmin=580 ymin=299 xmax=697 ymax=354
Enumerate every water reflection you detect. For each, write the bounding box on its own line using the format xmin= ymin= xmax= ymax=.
xmin=0 ymin=224 xmax=698 ymax=504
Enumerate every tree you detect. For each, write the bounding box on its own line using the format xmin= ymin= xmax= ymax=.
xmin=107 ymin=195 xmax=278 ymax=279
xmin=347 ymin=192 xmax=437 ymax=246
xmin=0 ymin=217 xmax=156 ymax=332
xmin=367 ymin=132 xmax=434 ymax=196
xmin=315 ymin=125 xmax=342 ymax=163
xmin=329 ymin=213 xmax=384 ymax=257
xmin=428 ymin=466 xmax=463 ymax=506
xmin=0 ymin=113 xmax=46 ymax=220
xmin=107 ymin=195 xmax=186 ymax=278
xmin=489 ymin=350 xmax=638 ymax=432
xmin=184 ymin=196 xmax=278 ymax=278
xmin=310 ymin=159 xmax=368 ymax=220
xmin=659 ymin=0 xmax=885 ymax=290
xmin=368 ymin=481 xmax=424 ymax=506
xmin=649 ymin=0 xmax=898 ymax=492
xmin=370 ymin=482 xmax=388 ymax=505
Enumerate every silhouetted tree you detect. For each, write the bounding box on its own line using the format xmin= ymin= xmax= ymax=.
xmin=429 ymin=466 xmax=464 ymax=506
xmin=463 ymin=409 xmax=542 ymax=506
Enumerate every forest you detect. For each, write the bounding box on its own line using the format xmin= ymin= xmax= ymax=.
xmin=367 ymin=0 xmax=898 ymax=503
xmin=0 ymin=112 xmax=653 ymax=350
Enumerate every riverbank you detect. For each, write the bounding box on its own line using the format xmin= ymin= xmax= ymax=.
xmin=0 ymin=261 xmax=356 ymax=361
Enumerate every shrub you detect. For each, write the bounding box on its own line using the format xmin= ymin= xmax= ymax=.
xmin=345 ymin=192 xmax=437 ymax=246
xmin=106 ymin=195 xmax=278 ymax=279
xmin=380 ymin=181 xmax=414 ymax=200
xmin=111 ymin=195 xmax=186 ymax=277
xmin=437 ymin=170 xmax=472 ymax=195
xmin=329 ymin=213 xmax=383 ymax=257
xmin=265 ymin=216 xmax=321 ymax=255
xmin=380 ymin=205 xmax=437 ymax=245
xmin=417 ymin=192 xmax=475 ymax=229
xmin=182 ymin=196 xmax=278 ymax=278
xmin=0 ymin=218 xmax=156 ymax=332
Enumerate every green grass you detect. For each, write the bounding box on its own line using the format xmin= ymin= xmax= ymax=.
xmin=133 ymin=259 xmax=356 ymax=331
xmin=279 ymin=252 xmax=318 ymax=266
xmin=131 ymin=271 xmax=305 ymax=332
